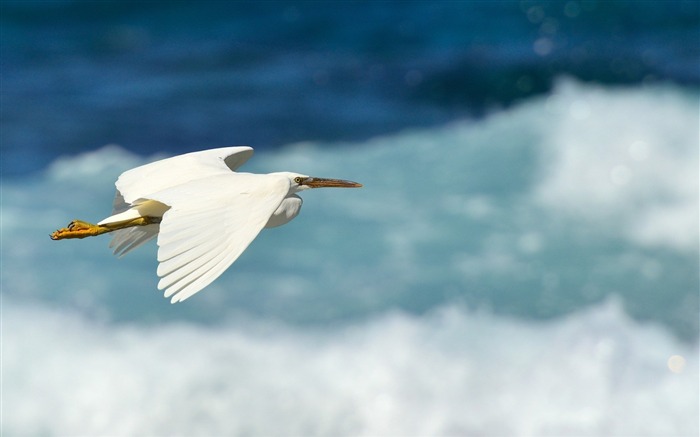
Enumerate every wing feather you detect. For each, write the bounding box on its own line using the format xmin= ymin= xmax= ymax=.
xmin=156 ymin=230 xmax=216 ymax=262
xmin=169 ymin=253 xmax=234 ymax=303
xmin=162 ymin=246 xmax=231 ymax=300
xmin=157 ymin=237 xmax=224 ymax=281
xmin=109 ymin=225 xmax=160 ymax=257
xmin=147 ymin=172 xmax=290 ymax=302
xmin=158 ymin=234 xmax=232 ymax=289
xmin=110 ymin=190 xmax=131 ymax=216
xmin=115 ymin=146 xmax=254 ymax=205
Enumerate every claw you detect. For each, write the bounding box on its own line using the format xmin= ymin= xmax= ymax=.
xmin=50 ymin=220 xmax=106 ymax=240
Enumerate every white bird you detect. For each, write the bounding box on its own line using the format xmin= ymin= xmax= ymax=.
xmin=51 ymin=146 xmax=362 ymax=303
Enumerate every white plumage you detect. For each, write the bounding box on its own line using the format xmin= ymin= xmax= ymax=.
xmin=57 ymin=146 xmax=363 ymax=303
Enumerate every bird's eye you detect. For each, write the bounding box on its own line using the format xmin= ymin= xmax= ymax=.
xmin=294 ymin=177 xmax=303 ymax=184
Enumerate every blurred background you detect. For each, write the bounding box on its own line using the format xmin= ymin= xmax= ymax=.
xmin=2 ymin=1 xmax=698 ymax=435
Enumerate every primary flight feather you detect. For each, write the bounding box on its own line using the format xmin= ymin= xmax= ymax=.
xmin=51 ymin=146 xmax=362 ymax=303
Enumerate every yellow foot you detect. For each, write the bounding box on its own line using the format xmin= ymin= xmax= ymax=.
xmin=50 ymin=220 xmax=107 ymax=240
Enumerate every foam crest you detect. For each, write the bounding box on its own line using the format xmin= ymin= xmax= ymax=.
xmin=534 ymin=79 xmax=699 ymax=251
xmin=4 ymin=299 xmax=697 ymax=436
xmin=46 ymin=144 xmax=152 ymax=183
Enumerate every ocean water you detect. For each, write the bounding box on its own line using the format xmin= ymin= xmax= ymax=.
xmin=2 ymin=2 xmax=699 ymax=436
xmin=2 ymin=1 xmax=699 ymax=175
xmin=2 ymin=79 xmax=699 ymax=435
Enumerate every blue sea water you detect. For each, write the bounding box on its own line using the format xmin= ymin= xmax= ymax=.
xmin=2 ymin=1 xmax=699 ymax=175
xmin=2 ymin=2 xmax=699 ymax=436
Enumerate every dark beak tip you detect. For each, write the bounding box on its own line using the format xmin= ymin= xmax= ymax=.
xmin=342 ymin=180 xmax=363 ymax=188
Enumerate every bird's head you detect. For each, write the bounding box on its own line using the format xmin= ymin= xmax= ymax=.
xmin=281 ymin=172 xmax=363 ymax=193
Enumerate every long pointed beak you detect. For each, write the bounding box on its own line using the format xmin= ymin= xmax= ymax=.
xmin=303 ymin=177 xmax=363 ymax=188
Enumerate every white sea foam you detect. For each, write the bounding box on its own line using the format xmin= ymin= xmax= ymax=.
xmin=534 ymin=79 xmax=699 ymax=251
xmin=3 ymin=299 xmax=697 ymax=436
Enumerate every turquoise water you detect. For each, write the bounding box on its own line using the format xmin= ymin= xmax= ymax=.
xmin=2 ymin=79 xmax=698 ymax=435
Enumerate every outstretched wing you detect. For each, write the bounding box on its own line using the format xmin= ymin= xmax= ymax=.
xmin=147 ymin=172 xmax=290 ymax=303
xmin=106 ymin=146 xmax=254 ymax=256
xmin=114 ymin=146 xmax=254 ymax=206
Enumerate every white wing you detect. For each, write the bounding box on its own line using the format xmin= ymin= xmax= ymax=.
xmin=115 ymin=146 xmax=254 ymax=205
xmin=109 ymin=225 xmax=160 ymax=257
xmin=147 ymin=172 xmax=290 ymax=303
xmin=106 ymin=147 xmax=254 ymax=256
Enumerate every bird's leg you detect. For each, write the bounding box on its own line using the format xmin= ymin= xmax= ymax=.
xmin=50 ymin=217 xmax=161 ymax=240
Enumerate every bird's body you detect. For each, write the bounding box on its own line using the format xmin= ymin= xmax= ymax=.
xmin=51 ymin=146 xmax=361 ymax=303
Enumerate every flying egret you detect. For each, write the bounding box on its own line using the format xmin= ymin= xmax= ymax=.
xmin=50 ymin=146 xmax=362 ymax=303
